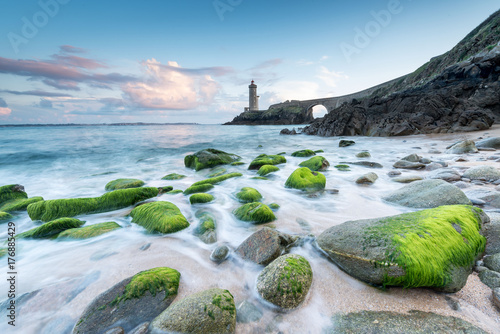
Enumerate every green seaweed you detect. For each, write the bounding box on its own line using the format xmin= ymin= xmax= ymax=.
xmin=0 ymin=184 xmax=27 ymax=205
xmin=269 ymin=203 xmax=280 ymax=210
xmin=166 ymin=189 xmax=183 ymax=195
xmin=189 ymin=193 xmax=215 ymax=204
xmin=298 ymin=156 xmax=330 ymax=171
xmin=184 ymin=148 xmax=241 ymax=171
xmin=195 ymin=214 xmax=216 ymax=235
xmin=0 ymin=211 xmax=13 ymax=222
xmin=105 ymin=178 xmax=145 ymax=191
xmin=231 ymin=161 xmax=245 ymax=166
xmin=130 ymin=201 xmax=189 ymax=234
xmin=252 ymin=177 xmax=268 ymax=180
xmin=211 ymin=289 xmax=236 ymax=316
xmin=0 ymin=197 xmax=44 ymax=213
xmin=208 ymin=167 xmax=227 ymax=178
xmin=57 ymin=221 xmax=122 ymax=239
xmin=285 ymin=167 xmax=326 ymax=191
xmin=161 ymin=173 xmax=186 ymax=180
xmin=248 ymin=154 xmax=287 ymax=170
xmin=277 ymin=256 xmax=313 ymax=298
xmin=183 ymin=184 xmax=214 ymax=195
xmin=233 ymin=202 xmax=276 ymax=224
xmin=257 ymin=165 xmax=280 ymax=176
xmin=18 ymin=218 xmax=85 ymax=239
xmin=27 ymin=187 xmax=159 ymax=222
xmin=190 ymin=172 xmax=242 ymax=187
xmin=236 ymin=187 xmax=263 ymax=203
xmin=291 ymin=150 xmax=316 ymax=157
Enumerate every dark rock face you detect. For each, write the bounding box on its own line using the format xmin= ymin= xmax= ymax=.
xmin=303 ymin=52 xmax=499 ymax=137
xmin=224 ymin=106 xmax=314 ymax=125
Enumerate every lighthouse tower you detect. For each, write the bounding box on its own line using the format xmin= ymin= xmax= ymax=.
xmin=248 ymin=80 xmax=259 ymax=111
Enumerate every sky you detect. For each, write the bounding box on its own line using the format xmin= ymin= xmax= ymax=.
xmin=0 ymin=0 xmax=498 ymax=124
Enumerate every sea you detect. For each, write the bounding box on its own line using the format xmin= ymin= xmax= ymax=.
xmin=0 ymin=124 xmax=497 ymax=333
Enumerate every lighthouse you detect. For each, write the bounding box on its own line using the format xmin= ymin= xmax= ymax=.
xmin=248 ymin=80 xmax=259 ymax=111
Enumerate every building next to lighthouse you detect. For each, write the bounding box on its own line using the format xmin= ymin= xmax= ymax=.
xmin=244 ymin=80 xmax=259 ymax=112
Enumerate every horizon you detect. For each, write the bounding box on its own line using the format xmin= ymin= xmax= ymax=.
xmin=0 ymin=0 xmax=499 ymax=125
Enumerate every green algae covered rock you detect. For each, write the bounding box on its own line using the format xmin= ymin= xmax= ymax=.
xmin=130 ymin=201 xmax=189 ymax=234
xmin=316 ymin=205 xmax=488 ymax=292
xmin=27 ymin=187 xmax=159 ymax=222
xmin=257 ymin=165 xmax=280 ymax=176
xmin=356 ymin=151 xmax=371 ymax=158
xmin=161 ymin=173 xmax=186 ymax=180
xmin=0 ymin=211 xmax=13 ymax=222
xmin=0 ymin=184 xmax=27 ymax=205
xmin=269 ymin=203 xmax=280 ymax=210
xmin=18 ymin=218 xmax=85 ymax=239
xmin=231 ymin=161 xmax=245 ymax=166
xmin=291 ymin=149 xmax=316 ymax=157
xmin=194 ymin=212 xmax=217 ymax=244
xmin=208 ymin=167 xmax=227 ymax=178
xmin=184 ymin=148 xmax=241 ymax=171
xmin=149 ymin=288 xmax=236 ymax=334
xmin=285 ymin=167 xmax=326 ymax=191
xmin=190 ymin=193 xmax=215 ymax=204
xmin=166 ymin=189 xmax=183 ymax=195
xmin=190 ymin=172 xmax=242 ymax=187
xmin=0 ymin=196 xmax=44 ymax=213
xmin=184 ymin=184 xmax=214 ymax=195
xmin=57 ymin=221 xmax=121 ymax=239
xmin=236 ymin=187 xmax=262 ymax=203
xmin=256 ymin=254 xmax=313 ymax=309
xmin=299 ymin=156 xmax=330 ymax=171
xmin=74 ymin=267 xmax=180 ymax=334
xmin=248 ymin=154 xmax=287 ymax=170
xmin=234 ymin=202 xmax=276 ymax=224
xmin=105 ymin=178 xmax=145 ymax=191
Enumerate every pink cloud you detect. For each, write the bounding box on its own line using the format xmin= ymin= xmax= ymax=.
xmin=0 ymin=107 xmax=12 ymax=116
xmin=51 ymin=54 xmax=107 ymax=70
xmin=60 ymin=45 xmax=87 ymax=54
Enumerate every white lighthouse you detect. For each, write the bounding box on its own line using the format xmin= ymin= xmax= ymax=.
xmin=246 ymin=80 xmax=259 ymax=111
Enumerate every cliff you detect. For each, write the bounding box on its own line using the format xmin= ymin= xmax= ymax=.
xmin=224 ymin=106 xmax=313 ymax=125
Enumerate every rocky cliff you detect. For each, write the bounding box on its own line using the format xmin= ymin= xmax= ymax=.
xmin=224 ymin=105 xmax=313 ymax=125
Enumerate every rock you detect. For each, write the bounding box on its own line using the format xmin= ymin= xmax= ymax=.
xmin=105 ymin=179 xmax=144 ymax=191
xmin=130 ymin=323 xmax=149 ymax=334
xmin=478 ymin=270 xmax=500 ymax=289
xmin=356 ymin=172 xmax=378 ymax=184
xmin=393 ymin=160 xmax=426 ymax=169
xmin=392 ymin=175 xmax=423 ymax=183
xmin=208 ymin=167 xmax=227 ymax=178
xmin=0 ymin=184 xmax=27 ymax=205
xmin=387 ymin=170 xmax=402 ymax=177
xmin=18 ymin=218 xmax=85 ymax=239
xmin=484 ymin=212 xmax=500 ymax=255
xmin=445 ymin=140 xmax=479 ymax=154
xmin=383 ymin=179 xmax=471 ymax=208
xmin=285 ymin=168 xmax=326 ymax=191
xmin=0 ymin=211 xmax=13 ymax=222
xmin=157 ymin=186 xmax=173 ymax=194
xmin=299 ymin=156 xmax=330 ymax=171
xmin=248 ymin=154 xmax=287 ymax=170
xmin=149 ymin=288 xmax=236 ymax=334
xmin=165 ymin=189 xmax=183 ymax=195
xmin=493 ymin=288 xmax=500 ymax=310
xmin=236 ymin=187 xmax=263 ymax=203
xmin=455 ymin=156 xmax=469 ymax=162
xmin=184 ymin=184 xmax=215 ymax=195
xmin=316 ymin=205 xmax=488 ymax=292
xmin=402 ymin=154 xmax=422 ymax=162
xmin=58 ymin=222 xmax=121 ymax=240
xmin=184 ymin=148 xmax=241 ymax=171
xmin=335 ymin=164 xmax=351 ymax=171
xmin=161 ymin=173 xmax=186 ymax=180
xmin=27 ymin=187 xmax=159 ymax=222
xmin=236 ymin=300 xmax=263 ymax=323
xmin=194 ymin=213 xmax=217 ymax=244
xmin=427 ymin=168 xmax=462 ymax=182
xmin=462 ymin=165 xmax=500 ymax=181
xmin=428 ymin=149 xmax=442 ymax=154
xmin=130 ymin=201 xmax=189 ymax=234
xmin=280 ymin=128 xmax=297 ymax=135
xmin=0 ymin=196 xmax=44 ymax=213
xmin=269 ymin=203 xmax=280 ymax=210
xmin=343 ymin=161 xmax=383 ymax=168
xmin=325 ymin=311 xmax=487 ymax=334
xmin=225 ymin=105 xmax=314 ymax=125
xmin=453 ymin=181 xmax=469 ymax=189
xmin=483 ymin=253 xmax=500 ymax=272
xmin=291 ymin=149 xmax=315 ymax=157
xmin=233 ymin=203 xmax=276 ymax=224
xmin=476 ymin=137 xmax=500 ymax=149
xmin=339 ymin=140 xmax=355 ymax=147
xmin=257 ymin=165 xmax=279 ymax=176
xmin=464 ymin=188 xmax=500 ymax=208
xmin=356 ymin=151 xmax=371 ymax=158
xmin=210 ymin=245 xmax=230 ymax=263
xmin=104 ymin=328 xmax=124 ymax=334
xmin=235 ymin=227 xmax=297 ymax=265
xmin=426 ymin=162 xmax=444 ymax=171
xmin=74 ymin=267 xmax=180 ymax=334
xmin=420 ymin=158 xmax=432 ymax=164
xmin=231 ymin=161 xmax=245 ymax=166
xmin=190 ymin=173 xmax=243 ymax=187
xmin=190 ymin=193 xmax=215 ymax=204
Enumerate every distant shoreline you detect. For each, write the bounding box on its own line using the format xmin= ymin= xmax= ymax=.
xmin=0 ymin=123 xmax=200 ymax=128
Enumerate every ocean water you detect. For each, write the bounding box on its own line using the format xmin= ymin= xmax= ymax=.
xmin=0 ymin=124 xmax=495 ymax=333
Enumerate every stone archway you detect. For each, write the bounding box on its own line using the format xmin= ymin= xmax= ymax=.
xmin=307 ymin=103 xmax=328 ymax=119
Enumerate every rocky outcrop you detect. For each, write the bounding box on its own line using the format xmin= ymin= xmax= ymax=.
xmin=224 ymin=105 xmax=313 ymax=125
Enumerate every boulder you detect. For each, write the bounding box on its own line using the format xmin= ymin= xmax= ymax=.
xmin=342 ymin=161 xmax=383 ymax=168
xmin=184 ymin=184 xmax=214 ymax=195
xmin=401 ymin=154 xmax=422 ymax=162
xmin=478 ymin=270 xmax=500 ymax=289
xmin=235 ymin=227 xmax=297 ymax=265
xmin=58 ymin=222 xmax=121 ymax=239
xmin=0 ymin=211 xmax=13 ymax=222
xmin=257 ymin=165 xmax=279 ymax=176
xmin=462 ymin=165 xmax=500 ymax=181
xmin=235 ymin=187 xmax=263 ymax=203
xmin=236 ymin=300 xmax=263 ymax=323
xmin=18 ymin=218 xmax=85 ymax=239
xmin=105 ymin=179 xmax=144 ymax=191
xmin=355 ymin=172 xmax=378 ymax=184
xmin=280 ymin=128 xmax=297 ymax=135
xmin=383 ymin=179 xmax=471 ymax=208
xmin=316 ymin=205 xmax=487 ymax=292
xmin=211 ymin=245 xmax=230 ymax=263
xmin=339 ymin=140 xmax=355 ymax=147
xmin=189 ymin=193 xmax=215 ymax=204
xmin=356 ymin=151 xmax=371 ymax=158
xmin=233 ymin=202 xmax=276 ymax=224
xmin=27 ymin=187 xmax=159 ymax=222
xmin=208 ymin=167 xmax=227 ymax=178
xmin=426 ymin=168 xmax=461 ymax=182
xmin=291 ymin=149 xmax=316 ymax=157
xmin=483 ymin=253 xmax=500 ymax=272
xmin=285 ymin=167 xmax=326 ymax=191
xmin=248 ymin=154 xmax=286 ymax=170
xmin=256 ymin=254 xmax=313 ymax=309
xmin=73 ymin=267 xmax=180 ymax=334
xmin=161 ymin=173 xmax=186 ymax=180
xmin=299 ymin=156 xmax=330 ymax=171
xmin=493 ymin=287 xmax=500 ymax=310
xmin=476 ymin=137 xmax=500 ymax=149
xmin=445 ymin=140 xmax=478 ymax=154
xmin=484 ymin=212 xmax=500 ymax=255
xmin=393 ymin=160 xmax=425 ymax=169
xmin=0 ymin=184 xmax=27 ymax=205
xmin=190 ymin=173 xmax=242 ymax=187
xmin=130 ymin=201 xmax=189 ymax=234
xmin=0 ymin=196 xmax=44 ymax=213
xmin=464 ymin=188 xmax=500 ymax=208
xmin=194 ymin=213 xmax=216 ymax=244
xmin=392 ymin=175 xmax=423 ymax=183
xmin=184 ymin=149 xmax=241 ymax=171
xmin=149 ymin=288 xmax=236 ymax=334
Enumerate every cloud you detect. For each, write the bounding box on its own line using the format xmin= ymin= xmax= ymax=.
xmin=250 ymin=58 xmax=283 ymax=71
xmin=42 ymin=79 xmax=81 ymax=91
xmin=38 ymin=99 xmax=53 ymax=108
xmin=0 ymin=107 xmax=11 ymax=116
xmin=0 ymin=97 xmax=7 ymax=107
xmin=0 ymin=89 xmax=73 ymax=97
xmin=51 ymin=54 xmax=107 ymax=70
xmin=317 ymin=66 xmax=349 ymax=88
xmin=60 ymin=45 xmax=87 ymax=54
xmin=122 ymin=59 xmax=221 ymax=110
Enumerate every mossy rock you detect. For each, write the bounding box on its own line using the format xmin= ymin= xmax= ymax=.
xmin=166 ymin=189 xmax=183 ymax=195
xmin=0 ymin=184 xmax=27 ymax=205
xmin=184 ymin=148 xmax=241 ymax=171
xmin=256 ymin=254 xmax=313 ymax=309
xmin=314 ymin=150 xmax=324 ymax=153
xmin=248 ymin=154 xmax=287 ymax=170
xmin=190 ymin=172 xmax=242 ymax=187
xmin=57 ymin=222 xmax=121 ymax=239
xmin=236 ymin=187 xmax=263 ymax=203
xmin=131 ymin=201 xmax=189 ymax=234
xmin=18 ymin=218 xmax=85 ymax=239
xmin=158 ymin=186 xmax=173 ymax=194
xmin=269 ymin=203 xmax=280 ymax=210
xmin=339 ymin=140 xmax=355 ymax=147
xmin=317 ymin=205 xmax=488 ymax=292
xmin=190 ymin=193 xmax=215 ymax=204
xmin=234 ymin=202 xmax=276 ymax=224
xmin=149 ymin=288 xmax=236 ymax=334
xmin=27 ymin=187 xmax=159 ymax=222
xmin=299 ymin=156 xmax=330 ymax=171
xmin=161 ymin=173 xmax=186 ymax=180
xmin=291 ymin=150 xmax=316 ymax=157
xmin=194 ymin=213 xmax=217 ymax=244
xmin=105 ymin=178 xmax=145 ymax=191
xmin=0 ymin=196 xmax=44 ymax=213
xmin=257 ymin=165 xmax=280 ymax=176
xmin=74 ymin=267 xmax=180 ymax=334
xmin=231 ymin=161 xmax=245 ymax=166
xmin=208 ymin=167 xmax=227 ymax=178
xmin=184 ymin=184 xmax=215 ymax=195
xmin=0 ymin=211 xmax=13 ymax=222
xmin=356 ymin=151 xmax=371 ymax=158
xmin=285 ymin=167 xmax=326 ymax=191
xmin=252 ymin=177 xmax=268 ymax=180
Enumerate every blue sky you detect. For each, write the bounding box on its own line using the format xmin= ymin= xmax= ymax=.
xmin=0 ymin=0 xmax=498 ymax=124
